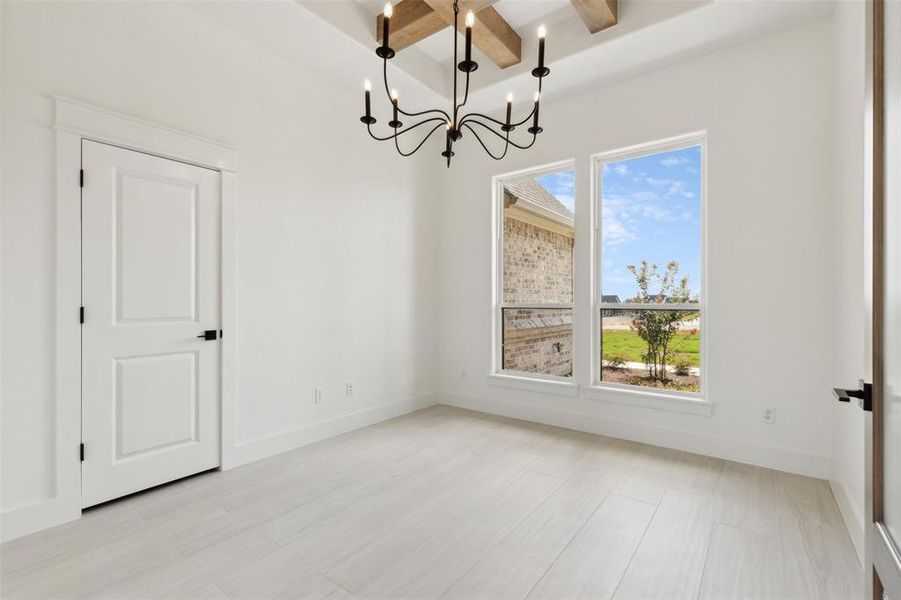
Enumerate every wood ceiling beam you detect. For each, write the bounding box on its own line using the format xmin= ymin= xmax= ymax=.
xmin=376 ymin=0 xmax=522 ymax=69
xmin=569 ymin=0 xmax=617 ymax=34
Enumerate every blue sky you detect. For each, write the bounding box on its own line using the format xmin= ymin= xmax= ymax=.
xmin=536 ymin=171 xmax=575 ymax=213
xmin=536 ymin=145 xmax=701 ymax=300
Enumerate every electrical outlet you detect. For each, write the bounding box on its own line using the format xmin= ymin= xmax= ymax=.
xmin=345 ymin=382 xmax=353 ymax=397
xmin=762 ymin=407 xmax=776 ymax=424
xmin=313 ymin=388 xmax=324 ymax=404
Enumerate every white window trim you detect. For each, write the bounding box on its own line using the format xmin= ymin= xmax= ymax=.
xmin=487 ymin=373 xmax=580 ymax=397
xmin=589 ymin=132 xmax=709 ymax=409
xmin=490 ymin=158 xmax=577 ymax=393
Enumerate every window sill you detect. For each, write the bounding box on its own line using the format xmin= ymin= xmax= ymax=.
xmin=583 ymin=384 xmax=713 ymax=416
xmin=487 ymin=373 xmax=580 ymax=397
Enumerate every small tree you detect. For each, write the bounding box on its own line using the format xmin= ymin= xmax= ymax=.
xmin=625 ymin=261 xmax=693 ymax=382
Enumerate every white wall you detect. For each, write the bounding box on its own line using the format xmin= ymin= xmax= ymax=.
xmin=0 ymin=0 xmax=440 ymax=539
xmin=829 ymin=0 xmax=868 ymax=564
xmin=0 ymin=0 xmax=870 ymax=547
xmin=437 ymin=18 xmax=846 ymax=479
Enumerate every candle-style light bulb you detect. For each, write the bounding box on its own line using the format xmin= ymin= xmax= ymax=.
xmin=531 ymin=90 xmax=541 ymax=133
xmin=534 ymin=91 xmax=540 ymax=102
xmin=363 ymin=79 xmax=372 ymax=121
xmin=464 ymin=10 xmax=475 ymax=65
xmin=536 ymin=25 xmax=547 ymax=74
xmin=391 ymin=88 xmax=399 ymax=126
xmin=382 ymin=3 xmax=393 ymax=52
xmin=504 ymin=92 xmax=513 ymax=131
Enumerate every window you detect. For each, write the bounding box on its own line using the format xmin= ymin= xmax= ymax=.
xmin=593 ymin=135 xmax=704 ymax=395
xmin=494 ymin=163 xmax=576 ymax=380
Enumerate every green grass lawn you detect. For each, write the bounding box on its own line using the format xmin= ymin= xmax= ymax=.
xmin=602 ymin=330 xmax=700 ymax=367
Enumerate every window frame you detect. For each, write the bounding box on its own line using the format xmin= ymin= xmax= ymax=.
xmin=491 ymin=159 xmax=577 ymax=385
xmin=590 ymin=132 xmax=708 ymax=400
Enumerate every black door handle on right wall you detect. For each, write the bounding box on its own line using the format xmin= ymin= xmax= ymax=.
xmin=832 ymin=381 xmax=872 ymax=412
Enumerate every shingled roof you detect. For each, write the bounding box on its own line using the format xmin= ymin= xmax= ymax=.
xmin=503 ymin=177 xmax=573 ymax=221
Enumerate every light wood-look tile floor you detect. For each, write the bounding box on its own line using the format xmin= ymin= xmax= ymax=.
xmin=0 ymin=406 xmax=862 ymax=600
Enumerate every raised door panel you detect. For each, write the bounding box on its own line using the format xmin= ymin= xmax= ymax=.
xmin=116 ymin=172 xmax=199 ymax=323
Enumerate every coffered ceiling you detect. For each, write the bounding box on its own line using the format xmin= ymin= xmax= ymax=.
xmin=301 ymin=0 xmax=835 ymax=112
xmin=189 ymin=1 xmax=837 ymax=118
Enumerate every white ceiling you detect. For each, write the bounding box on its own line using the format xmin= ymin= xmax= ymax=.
xmin=300 ymin=0 xmax=836 ymax=113
xmin=203 ymin=0 xmax=837 ymax=119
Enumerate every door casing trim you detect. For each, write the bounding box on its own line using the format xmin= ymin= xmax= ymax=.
xmin=0 ymin=97 xmax=238 ymax=542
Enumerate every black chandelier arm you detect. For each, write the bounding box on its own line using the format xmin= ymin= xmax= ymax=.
xmin=381 ymin=59 xmax=451 ymax=121
xmin=460 ymin=100 xmax=537 ymax=129
xmin=394 ymin=122 xmax=446 ymax=156
xmin=463 ymin=118 xmax=538 ymax=150
xmin=461 ymin=123 xmax=510 ymax=160
xmin=362 ymin=0 xmax=549 ymax=164
xmin=366 ymin=117 xmax=448 ymax=142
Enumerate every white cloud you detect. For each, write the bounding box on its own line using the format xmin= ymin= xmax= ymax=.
xmin=639 ymin=204 xmax=672 ymax=221
xmin=667 ymin=180 xmax=695 ymax=198
xmin=661 ymin=155 xmax=690 ymax=168
xmin=601 ymin=204 xmax=636 ymax=246
xmin=635 ymin=190 xmax=661 ymax=202
xmin=614 ymin=164 xmax=628 ymax=176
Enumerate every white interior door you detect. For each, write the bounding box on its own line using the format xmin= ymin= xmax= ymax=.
xmin=81 ymin=140 xmax=221 ymax=508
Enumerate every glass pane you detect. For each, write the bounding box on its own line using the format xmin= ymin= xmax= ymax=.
xmin=600 ymin=308 xmax=700 ymax=393
xmin=503 ymin=170 xmax=575 ymax=304
xmin=503 ymin=308 xmax=572 ymax=377
xmin=600 ymin=145 xmax=701 ymax=303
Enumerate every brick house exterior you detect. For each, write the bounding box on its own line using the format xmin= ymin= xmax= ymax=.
xmin=502 ymin=177 xmax=574 ymax=377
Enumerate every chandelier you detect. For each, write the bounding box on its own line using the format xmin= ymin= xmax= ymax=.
xmin=360 ymin=0 xmax=550 ymax=167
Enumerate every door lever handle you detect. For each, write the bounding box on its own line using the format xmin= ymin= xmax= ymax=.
xmin=197 ymin=330 xmax=218 ymax=341
xmin=832 ymin=380 xmax=872 ymax=412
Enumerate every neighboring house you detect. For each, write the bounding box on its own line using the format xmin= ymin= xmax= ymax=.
xmin=601 ymin=294 xmax=621 ymax=316
xmin=502 ymin=178 xmax=574 ymax=377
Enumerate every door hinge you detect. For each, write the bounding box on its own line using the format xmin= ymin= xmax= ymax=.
xmin=79 ymin=169 xmax=84 ymax=188
xmin=80 ymin=443 xmax=85 ymax=462
xmin=79 ymin=306 xmax=85 ymax=324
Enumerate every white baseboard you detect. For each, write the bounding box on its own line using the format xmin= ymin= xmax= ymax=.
xmin=437 ymin=389 xmax=833 ymax=479
xmin=829 ymin=479 xmax=865 ymax=565
xmin=227 ymin=392 xmax=439 ymax=468
xmin=1 ymin=392 xmax=438 ymax=543
xmin=0 ymin=496 xmax=81 ymax=544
